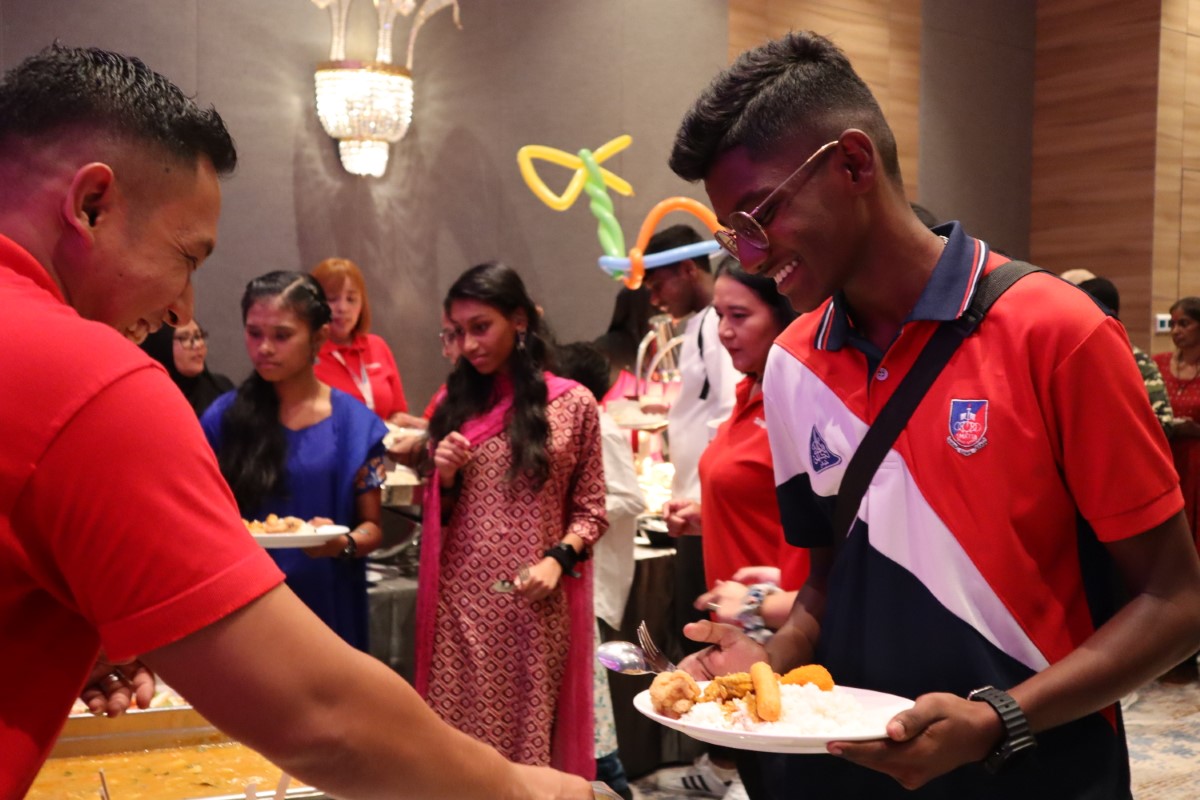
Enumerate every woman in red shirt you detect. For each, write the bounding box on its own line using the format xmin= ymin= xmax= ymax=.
xmin=663 ymin=261 xmax=807 ymax=634
xmin=311 ymin=257 xmax=411 ymax=423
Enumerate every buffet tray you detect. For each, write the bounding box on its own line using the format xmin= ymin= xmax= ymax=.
xmin=196 ymin=792 xmax=325 ymax=800
xmin=51 ymin=706 xmax=227 ymax=758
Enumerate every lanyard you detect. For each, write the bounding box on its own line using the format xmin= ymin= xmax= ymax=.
xmin=330 ymin=348 xmax=375 ymax=411
xmin=694 ymin=307 xmax=711 ymax=401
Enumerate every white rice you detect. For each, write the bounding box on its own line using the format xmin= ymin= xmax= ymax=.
xmin=679 ymin=683 xmax=873 ymax=735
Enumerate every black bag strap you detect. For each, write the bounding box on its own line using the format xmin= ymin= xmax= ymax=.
xmin=830 ymin=260 xmax=1045 ymax=545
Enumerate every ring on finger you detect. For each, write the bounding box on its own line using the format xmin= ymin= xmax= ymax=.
xmin=100 ymin=671 xmax=126 ymax=688
xmin=705 ymin=601 xmax=720 ymax=612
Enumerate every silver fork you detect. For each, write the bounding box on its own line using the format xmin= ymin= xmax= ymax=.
xmin=637 ymin=620 xmax=678 ymax=672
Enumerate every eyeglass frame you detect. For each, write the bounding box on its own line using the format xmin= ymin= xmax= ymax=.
xmin=173 ymin=330 xmax=209 ymax=349
xmin=713 ymin=137 xmax=842 ymax=261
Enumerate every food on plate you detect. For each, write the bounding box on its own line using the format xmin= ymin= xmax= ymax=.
xmin=751 ymin=661 xmax=782 ymax=722
xmin=385 ymin=464 xmax=422 ymax=486
xmin=383 ymin=422 xmax=428 ymax=451
xmin=648 ymin=670 xmax=700 ymax=719
xmin=699 ymin=671 xmax=753 ymax=703
xmin=781 ymin=663 xmax=834 ymax=691
xmin=242 ymin=514 xmax=306 ymax=534
xmin=650 ymin=663 xmax=860 ymax=733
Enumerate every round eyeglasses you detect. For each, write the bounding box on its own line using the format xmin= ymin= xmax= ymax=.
xmin=714 ymin=139 xmax=840 ymax=261
xmin=174 ymin=331 xmax=209 ymax=349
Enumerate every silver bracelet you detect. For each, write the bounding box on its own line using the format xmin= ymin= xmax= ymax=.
xmin=736 ymin=582 xmax=780 ymax=642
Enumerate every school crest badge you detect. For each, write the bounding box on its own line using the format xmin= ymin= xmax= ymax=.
xmin=947 ymin=399 xmax=988 ymax=456
xmin=809 ymin=426 xmax=842 ymax=473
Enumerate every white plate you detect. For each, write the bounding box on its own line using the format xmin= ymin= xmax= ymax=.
xmin=616 ymin=417 xmax=668 ymax=431
xmin=633 ymin=684 xmax=914 ymax=754
xmin=252 ymin=524 xmax=349 ymax=549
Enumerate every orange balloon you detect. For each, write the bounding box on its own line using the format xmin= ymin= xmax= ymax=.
xmin=624 ymin=249 xmax=645 ymax=290
xmin=632 ymin=197 xmax=721 ymax=256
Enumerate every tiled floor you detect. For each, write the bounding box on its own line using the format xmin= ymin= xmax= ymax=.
xmin=631 ymin=678 xmax=1200 ymax=799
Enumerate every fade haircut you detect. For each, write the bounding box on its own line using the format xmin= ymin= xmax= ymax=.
xmin=645 ymin=224 xmax=711 ymax=273
xmin=0 ymin=43 xmax=237 ymax=175
xmin=669 ymin=31 xmax=899 ymax=187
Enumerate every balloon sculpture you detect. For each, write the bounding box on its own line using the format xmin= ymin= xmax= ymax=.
xmin=517 ymin=136 xmax=721 ymax=290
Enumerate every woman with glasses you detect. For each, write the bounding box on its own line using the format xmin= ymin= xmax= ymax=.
xmin=415 ymin=262 xmax=607 ymax=777
xmin=139 ymin=320 xmax=233 ymax=416
xmin=201 ymin=271 xmax=388 ymax=651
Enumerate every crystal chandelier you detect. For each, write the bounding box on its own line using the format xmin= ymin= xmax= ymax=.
xmin=311 ymin=0 xmax=461 ymax=178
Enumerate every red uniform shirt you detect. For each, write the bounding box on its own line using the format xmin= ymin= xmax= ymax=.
xmin=699 ymin=376 xmax=808 ymax=588
xmin=762 ymin=222 xmax=1181 ymax=796
xmin=0 ymin=235 xmax=283 ymax=796
xmin=315 ymin=333 xmax=408 ymax=419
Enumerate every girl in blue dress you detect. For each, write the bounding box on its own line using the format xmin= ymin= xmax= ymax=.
xmin=202 ymin=271 xmax=387 ymax=651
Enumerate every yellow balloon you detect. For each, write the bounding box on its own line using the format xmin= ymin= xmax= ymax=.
xmin=516 ymin=136 xmax=634 ymax=212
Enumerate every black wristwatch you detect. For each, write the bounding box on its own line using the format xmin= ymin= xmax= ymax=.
xmin=542 ymin=542 xmax=584 ymax=577
xmin=339 ymin=532 xmax=359 ymax=560
xmin=967 ymin=685 xmax=1037 ymax=773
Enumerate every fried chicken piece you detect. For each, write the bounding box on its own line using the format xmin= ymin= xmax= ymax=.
xmin=750 ymin=661 xmax=781 ymax=722
xmin=649 ymin=670 xmax=700 ymax=719
xmin=780 ymin=664 xmax=835 ymax=692
xmin=700 ymin=671 xmax=754 ymax=703
xmin=260 ymin=514 xmax=305 ymax=533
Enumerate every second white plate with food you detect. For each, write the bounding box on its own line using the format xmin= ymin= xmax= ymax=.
xmin=634 ymin=683 xmax=914 ymax=754
xmin=252 ymin=524 xmax=349 ymax=549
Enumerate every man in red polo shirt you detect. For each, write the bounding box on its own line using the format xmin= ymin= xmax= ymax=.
xmin=664 ymin=30 xmax=1200 ymax=799
xmin=0 ymin=44 xmax=590 ymax=800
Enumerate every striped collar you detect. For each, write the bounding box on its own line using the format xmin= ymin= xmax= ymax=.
xmin=813 ymin=221 xmax=990 ymax=352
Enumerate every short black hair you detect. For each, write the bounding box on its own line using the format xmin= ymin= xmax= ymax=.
xmin=0 ymin=43 xmax=237 ymax=174
xmin=556 ymin=341 xmax=612 ymax=402
xmin=645 ymin=224 xmax=710 ymax=273
xmin=1077 ymin=277 xmax=1120 ymax=318
xmin=911 ymin=203 xmax=940 ymax=229
xmin=670 ymin=31 xmax=898 ymax=186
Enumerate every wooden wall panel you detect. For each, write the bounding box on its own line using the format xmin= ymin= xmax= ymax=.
xmin=1031 ymin=0 xmax=1162 ymax=348
xmin=729 ymin=0 xmax=770 ymax=62
xmin=1150 ymin=0 xmax=1200 ymax=351
xmin=727 ymin=0 xmax=922 ymax=197
xmin=887 ymin=1 xmax=922 ymax=196
xmin=768 ymin=1 xmax=890 ymax=88
xmin=1163 ymin=0 xmax=1189 ymax=32
xmin=1184 ymin=28 xmax=1200 ymax=172
xmin=1153 ymin=25 xmax=1186 ymax=332
xmin=1178 ymin=170 xmax=1200 ymax=298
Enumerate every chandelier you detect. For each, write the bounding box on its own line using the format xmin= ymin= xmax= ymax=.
xmin=311 ymin=0 xmax=461 ymax=178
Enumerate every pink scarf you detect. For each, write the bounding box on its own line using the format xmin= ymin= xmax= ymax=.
xmin=415 ymin=373 xmax=595 ymax=779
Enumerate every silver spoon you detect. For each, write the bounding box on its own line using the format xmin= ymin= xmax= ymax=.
xmin=597 ymin=639 xmax=663 ymax=675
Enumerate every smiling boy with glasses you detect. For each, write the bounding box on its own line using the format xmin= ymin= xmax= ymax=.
xmin=663 ymin=30 xmax=1200 ymax=800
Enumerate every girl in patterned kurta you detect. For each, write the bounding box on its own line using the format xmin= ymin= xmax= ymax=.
xmin=415 ymin=262 xmax=607 ymax=779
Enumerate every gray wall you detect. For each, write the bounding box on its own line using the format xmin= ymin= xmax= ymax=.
xmin=3 ymin=0 xmax=1039 ymax=398
xmin=0 ymin=0 xmax=728 ymax=405
xmin=920 ymin=0 xmax=1035 ymax=258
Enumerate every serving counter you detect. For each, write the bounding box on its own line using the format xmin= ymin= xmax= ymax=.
xmin=30 ymin=708 xmax=310 ymax=800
